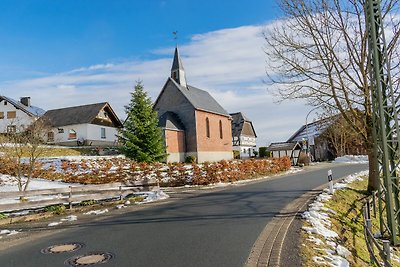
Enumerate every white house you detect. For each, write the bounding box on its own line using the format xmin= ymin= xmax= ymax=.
xmin=0 ymin=96 xmax=45 ymax=133
xmin=40 ymin=102 xmax=122 ymax=146
xmin=230 ymin=112 xmax=257 ymax=158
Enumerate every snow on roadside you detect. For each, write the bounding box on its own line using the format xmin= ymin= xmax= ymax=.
xmin=302 ymin=170 xmax=368 ymax=267
xmin=332 ymin=155 xmax=368 ymax=164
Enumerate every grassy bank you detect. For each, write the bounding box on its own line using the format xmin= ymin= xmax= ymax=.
xmin=301 ymin=174 xmax=400 ymax=266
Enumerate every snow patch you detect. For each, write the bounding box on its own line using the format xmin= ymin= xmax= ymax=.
xmin=302 ymin=170 xmax=369 ymax=266
xmin=84 ymin=209 xmax=109 ymax=215
xmin=332 ymin=155 xmax=368 ymax=164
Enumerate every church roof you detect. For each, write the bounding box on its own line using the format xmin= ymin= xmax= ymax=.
xmin=171 ymin=47 xmax=185 ymax=71
xmin=158 ymin=111 xmax=185 ymax=131
xmin=170 ymin=78 xmax=230 ymax=117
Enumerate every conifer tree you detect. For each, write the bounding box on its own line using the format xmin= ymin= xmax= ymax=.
xmin=120 ymin=81 xmax=166 ymax=162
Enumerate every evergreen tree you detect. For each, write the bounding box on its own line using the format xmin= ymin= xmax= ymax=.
xmin=120 ymin=81 xmax=166 ymax=162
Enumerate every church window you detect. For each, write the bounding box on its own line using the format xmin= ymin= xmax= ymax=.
xmin=206 ymin=117 xmax=210 ymax=138
xmin=219 ymin=120 xmax=223 ymax=139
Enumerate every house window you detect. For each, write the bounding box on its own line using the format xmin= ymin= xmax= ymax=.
xmin=0 ymin=112 xmax=4 ymax=119
xmin=68 ymin=129 xmax=77 ymax=139
xmin=219 ymin=120 xmax=223 ymax=139
xmin=47 ymin=131 xmax=54 ymax=142
xmin=206 ymin=117 xmax=210 ymax=138
xmin=4 ymin=101 xmax=7 ymax=105
xmin=101 ymin=128 xmax=106 ymax=139
xmin=7 ymin=125 xmax=16 ymax=134
xmin=58 ymin=128 xmax=64 ymax=133
xmin=7 ymin=111 xmax=16 ymax=119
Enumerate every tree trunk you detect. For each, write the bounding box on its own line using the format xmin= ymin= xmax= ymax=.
xmin=367 ymin=146 xmax=379 ymax=192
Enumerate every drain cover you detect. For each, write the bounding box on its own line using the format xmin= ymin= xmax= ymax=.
xmin=65 ymin=252 xmax=114 ymax=266
xmin=41 ymin=242 xmax=84 ymax=254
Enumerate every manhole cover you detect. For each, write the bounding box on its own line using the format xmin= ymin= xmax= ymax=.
xmin=65 ymin=252 xmax=114 ymax=266
xmin=41 ymin=242 xmax=84 ymax=254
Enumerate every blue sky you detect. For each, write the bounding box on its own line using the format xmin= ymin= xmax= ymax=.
xmin=0 ymin=0 xmax=313 ymax=146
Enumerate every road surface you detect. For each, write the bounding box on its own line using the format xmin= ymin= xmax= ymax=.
xmin=0 ymin=163 xmax=368 ymax=267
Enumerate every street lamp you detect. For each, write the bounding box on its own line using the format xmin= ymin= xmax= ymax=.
xmin=305 ymin=107 xmax=319 ymax=159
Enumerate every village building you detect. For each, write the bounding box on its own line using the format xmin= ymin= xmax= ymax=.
xmin=267 ymin=141 xmax=302 ymax=165
xmin=40 ymin=102 xmax=122 ymax=147
xmin=287 ymin=116 xmax=366 ymax=161
xmin=154 ymin=47 xmax=233 ymax=163
xmin=230 ymin=112 xmax=257 ymax=158
xmin=0 ymin=96 xmax=45 ymax=134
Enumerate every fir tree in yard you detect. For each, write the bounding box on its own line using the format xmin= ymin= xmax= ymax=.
xmin=120 ymin=81 xmax=166 ymax=162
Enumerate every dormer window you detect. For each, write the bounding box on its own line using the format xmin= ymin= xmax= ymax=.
xmin=4 ymin=101 xmax=7 ymax=105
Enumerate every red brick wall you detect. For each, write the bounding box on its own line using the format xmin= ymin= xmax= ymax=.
xmin=195 ymin=110 xmax=232 ymax=152
xmin=165 ymin=129 xmax=185 ymax=153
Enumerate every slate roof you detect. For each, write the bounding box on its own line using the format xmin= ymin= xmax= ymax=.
xmin=158 ymin=111 xmax=185 ymax=131
xmin=171 ymin=47 xmax=185 ymax=71
xmin=168 ymin=78 xmax=230 ymax=117
xmin=230 ymin=112 xmax=257 ymax=138
xmin=287 ymin=118 xmax=332 ymax=142
xmin=267 ymin=142 xmax=302 ymax=151
xmin=41 ymin=102 xmax=122 ymax=128
xmin=0 ymin=96 xmax=45 ymax=117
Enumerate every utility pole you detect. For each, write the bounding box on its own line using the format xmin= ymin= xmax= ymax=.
xmin=365 ymin=0 xmax=400 ymax=245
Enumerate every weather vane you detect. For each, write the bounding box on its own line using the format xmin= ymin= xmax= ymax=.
xmin=172 ymin=31 xmax=178 ymax=45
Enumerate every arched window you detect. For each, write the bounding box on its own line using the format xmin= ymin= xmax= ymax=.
xmin=206 ymin=117 xmax=210 ymax=138
xmin=219 ymin=120 xmax=223 ymax=139
xmin=69 ymin=129 xmax=77 ymax=139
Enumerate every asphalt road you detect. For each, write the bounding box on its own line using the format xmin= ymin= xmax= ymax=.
xmin=0 ymin=163 xmax=368 ymax=267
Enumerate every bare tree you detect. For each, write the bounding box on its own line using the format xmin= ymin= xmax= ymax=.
xmin=0 ymin=118 xmax=52 ymax=193
xmin=265 ymin=0 xmax=400 ymax=191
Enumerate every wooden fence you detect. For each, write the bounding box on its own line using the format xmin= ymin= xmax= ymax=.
xmin=0 ymin=180 xmax=159 ymax=213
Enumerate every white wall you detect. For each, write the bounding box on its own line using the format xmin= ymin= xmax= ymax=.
xmin=0 ymin=101 xmax=36 ymax=133
xmin=86 ymin=124 xmax=118 ymax=143
xmin=49 ymin=123 xmax=119 ymax=146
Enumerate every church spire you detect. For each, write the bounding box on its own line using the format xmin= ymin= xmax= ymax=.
xmin=171 ymin=46 xmax=187 ymax=88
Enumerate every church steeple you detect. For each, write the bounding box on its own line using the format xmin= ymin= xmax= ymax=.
xmin=171 ymin=46 xmax=187 ymax=88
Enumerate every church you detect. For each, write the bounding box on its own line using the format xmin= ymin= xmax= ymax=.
xmin=154 ymin=47 xmax=233 ymax=163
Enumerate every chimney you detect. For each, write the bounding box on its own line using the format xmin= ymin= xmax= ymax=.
xmin=20 ymin=97 xmax=31 ymax=107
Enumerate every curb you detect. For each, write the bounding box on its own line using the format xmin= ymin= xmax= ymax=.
xmin=245 ymin=181 xmax=333 ymax=267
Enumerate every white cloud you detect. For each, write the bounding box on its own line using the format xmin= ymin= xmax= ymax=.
xmin=0 ymin=22 xmax=314 ymax=146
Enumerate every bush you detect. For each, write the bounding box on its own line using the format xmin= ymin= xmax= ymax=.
xmin=185 ymin=156 xmax=196 ymax=164
xmin=297 ymin=152 xmax=310 ymax=166
xmin=0 ymin=213 xmax=8 ymax=219
xmin=259 ymin=147 xmax=269 ymax=158
xmin=79 ymin=199 xmax=97 ymax=206
xmin=233 ymin=150 xmax=241 ymax=159
xmin=44 ymin=204 xmax=66 ymax=215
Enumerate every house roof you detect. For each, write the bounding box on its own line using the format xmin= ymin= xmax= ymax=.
xmin=267 ymin=142 xmax=302 ymax=151
xmin=158 ymin=78 xmax=230 ymax=117
xmin=41 ymin=102 xmax=123 ymax=128
xmin=287 ymin=118 xmax=332 ymax=142
xmin=230 ymin=112 xmax=257 ymax=138
xmin=158 ymin=111 xmax=185 ymax=131
xmin=0 ymin=95 xmax=45 ymax=117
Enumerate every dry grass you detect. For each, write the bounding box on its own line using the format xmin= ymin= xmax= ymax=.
xmin=302 ymin=176 xmax=400 ymax=266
